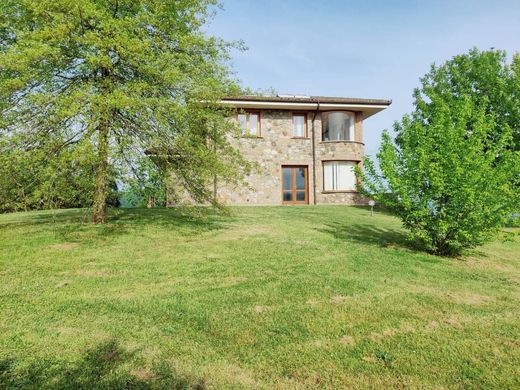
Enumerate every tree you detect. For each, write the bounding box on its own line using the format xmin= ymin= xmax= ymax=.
xmin=0 ymin=0 xmax=249 ymax=222
xmin=0 ymin=135 xmax=120 ymax=212
xmin=0 ymin=136 xmax=95 ymax=212
xmin=120 ymin=157 xmax=167 ymax=208
xmin=415 ymin=48 xmax=520 ymax=150
xmin=358 ymin=50 xmax=520 ymax=256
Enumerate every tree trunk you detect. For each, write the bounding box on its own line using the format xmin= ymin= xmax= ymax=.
xmin=93 ymin=119 xmax=109 ymax=223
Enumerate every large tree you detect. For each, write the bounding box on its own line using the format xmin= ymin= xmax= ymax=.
xmin=415 ymin=48 xmax=520 ymax=149
xmin=0 ymin=0 xmax=249 ymax=222
xmin=359 ymin=49 xmax=520 ymax=256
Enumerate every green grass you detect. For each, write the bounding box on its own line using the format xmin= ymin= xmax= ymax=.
xmin=1 ymin=206 xmax=519 ymax=389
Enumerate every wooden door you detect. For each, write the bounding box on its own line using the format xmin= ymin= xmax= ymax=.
xmin=282 ymin=166 xmax=308 ymax=205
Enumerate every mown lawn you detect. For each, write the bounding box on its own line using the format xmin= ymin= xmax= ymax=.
xmin=0 ymin=206 xmax=519 ymax=389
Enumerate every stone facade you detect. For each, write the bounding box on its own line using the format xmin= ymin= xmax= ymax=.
xmin=217 ymin=109 xmax=368 ymax=205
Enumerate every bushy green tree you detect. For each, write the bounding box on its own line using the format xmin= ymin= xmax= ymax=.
xmin=120 ymin=157 xmax=167 ymax=208
xmin=0 ymin=135 xmax=119 ymax=212
xmin=0 ymin=0 xmax=249 ymax=222
xmin=359 ymin=50 xmax=520 ymax=256
xmin=416 ymin=49 xmax=520 ymax=149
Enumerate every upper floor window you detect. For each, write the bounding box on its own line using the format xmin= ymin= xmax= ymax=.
xmin=322 ymin=111 xmax=355 ymax=141
xmin=238 ymin=111 xmax=260 ymax=137
xmin=292 ymin=113 xmax=307 ymax=137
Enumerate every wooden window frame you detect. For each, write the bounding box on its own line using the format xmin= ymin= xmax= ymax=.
xmin=281 ymin=165 xmax=309 ymax=205
xmin=322 ymin=160 xmax=360 ymax=193
xmin=292 ymin=112 xmax=308 ymax=138
xmin=237 ymin=110 xmax=262 ymax=138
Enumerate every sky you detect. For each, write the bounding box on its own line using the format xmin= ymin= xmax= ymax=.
xmin=205 ymin=0 xmax=520 ymax=157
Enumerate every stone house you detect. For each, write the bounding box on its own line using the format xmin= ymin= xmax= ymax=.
xmin=216 ymin=95 xmax=391 ymax=205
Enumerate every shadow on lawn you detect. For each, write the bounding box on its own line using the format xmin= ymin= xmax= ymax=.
xmin=319 ymin=221 xmax=416 ymax=251
xmin=0 ymin=339 xmax=205 ymax=390
xmin=0 ymin=207 xmax=229 ymax=243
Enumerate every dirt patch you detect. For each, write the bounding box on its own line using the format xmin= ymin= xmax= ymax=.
xmin=330 ymin=295 xmax=350 ymax=304
xmin=306 ymin=299 xmax=320 ymax=306
xmin=463 ymin=257 xmax=520 ymax=278
xmin=101 ymin=348 xmax=119 ymax=362
xmin=447 ymin=292 xmax=494 ymax=306
xmin=423 ymin=317 xmax=464 ymax=332
xmin=311 ymin=339 xmax=326 ymax=348
xmin=369 ymin=328 xmax=398 ymax=342
xmin=444 ymin=317 xmax=463 ymax=329
xmin=75 ymin=270 xmax=112 ymax=277
xmin=425 ymin=320 xmax=439 ymax=332
xmin=362 ymin=356 xmax=377 ymax=363
xmin=206 ymin=363 xmax=257 ymax=387
xmin=369 ymin=332 xmax=383 ymax=342
xmin=55 ymin=280 xmax=70 ymax=288
xmin=399 ymin=323 xmax=416 ymax=333
xmin=54 ymin=327 xmax=80 ymax=335
xmin=382 ymin=328 xmax=397 ymax=337
xmin=253 ymin=305 xmax=269 ymax=314
xmin=339 ymin=335 xmax=355 ymax=346
xmin=130 ymin=368 xmax=155 ymax=381
xmin=48 ymin=242 xmax=79 ymax=251
xmin=362 ymin=323 xmax=417 ymax=344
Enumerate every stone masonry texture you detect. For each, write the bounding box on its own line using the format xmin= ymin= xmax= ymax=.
xmin=216 ymin=109 xmax=368 ymax=205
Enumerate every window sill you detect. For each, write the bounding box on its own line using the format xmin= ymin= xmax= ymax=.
xmin=291 ymin=137 xmax=310 ymax=139
xmin=320 ymin=140 xmax=364 ymax=145
xmin=239 ymin=136 xmax=263 ymax=139
xmin=322 ymin=190 xmax=358 ymax=194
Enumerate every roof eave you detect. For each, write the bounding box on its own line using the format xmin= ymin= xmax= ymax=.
xmin=219 ymin=99 xmax=390 ymax=119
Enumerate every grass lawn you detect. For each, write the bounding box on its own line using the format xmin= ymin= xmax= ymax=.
xmin=1 ymin=206 xmax=519 ymax=389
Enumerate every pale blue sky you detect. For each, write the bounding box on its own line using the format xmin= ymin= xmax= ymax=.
xmin=206 ymin=0 xmax=520 ymax=157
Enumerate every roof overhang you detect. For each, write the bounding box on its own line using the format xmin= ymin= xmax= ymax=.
xmin=220 ymin=98 xmax=391 ymax=119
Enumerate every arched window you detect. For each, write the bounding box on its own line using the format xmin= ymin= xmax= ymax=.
xmin=322 ymin=111 xmax=355 ymax=141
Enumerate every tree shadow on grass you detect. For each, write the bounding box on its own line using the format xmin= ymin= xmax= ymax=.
xmin=0 ymin=339 xmax=205 ymax=390
xmin=110 ymin=207 xmax=233 ymax=229
xmin=0 ymin=207 xmax=231 ymax=244
xmin=350 ymin=205 xmax=397 ymax=217
xmin=318 ymin=221 xmax=418 ymax=252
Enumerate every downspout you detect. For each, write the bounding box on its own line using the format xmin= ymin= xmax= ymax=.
xmin=311 ymin=99 xmax=320 ymax=205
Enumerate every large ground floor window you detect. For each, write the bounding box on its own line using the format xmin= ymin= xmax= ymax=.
xmin=323 ymin=161 xmax=358 ymax=191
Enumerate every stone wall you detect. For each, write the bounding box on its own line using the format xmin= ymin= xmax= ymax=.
xmin=217 ymin=110 xmax=368 ymax=205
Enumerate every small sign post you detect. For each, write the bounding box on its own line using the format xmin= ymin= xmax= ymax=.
xmin=368 ymin=200 xmax=376 ymax=216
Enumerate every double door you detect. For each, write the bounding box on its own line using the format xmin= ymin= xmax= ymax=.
xmin=282 ymin=165 xmax=308 ymax=205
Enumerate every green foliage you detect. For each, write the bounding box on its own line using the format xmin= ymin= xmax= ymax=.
xmin=415 ymin=48 xmax=520 ymax=149
xmin=0 ymin=135 xmax=119 ymax=212
xmin=0 ymin=0 xmax=250 ymax=221
xmin=120 ymin=158 xmax=167 ymax=208
xmin=359 ymin=49 xmax=520 ymax=256
xmin=1 ymin=137 xmax=86 ymax=212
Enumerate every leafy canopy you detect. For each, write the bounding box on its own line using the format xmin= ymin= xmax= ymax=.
xmin=414 ymin=48 xmax=520 ymax=150
xmin=0 ymin=0 xmax=250 ymax=221
xmin=359 ymin=49 xmax=520 ymax=256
